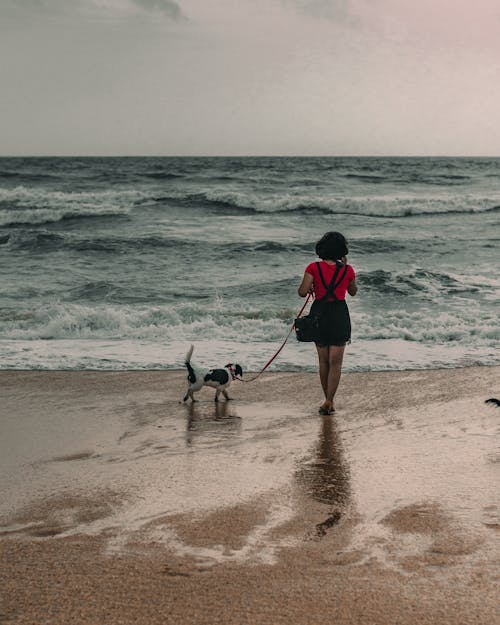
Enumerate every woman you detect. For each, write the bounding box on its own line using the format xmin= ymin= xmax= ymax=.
xmin=298 ymin=231 xmax=357 ymax=415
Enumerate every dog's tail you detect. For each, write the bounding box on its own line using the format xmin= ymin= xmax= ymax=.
xmin=485 ymin=398 xmax=500 ymax=407
xmin=185 ymin=345 xmax=196 ymax=384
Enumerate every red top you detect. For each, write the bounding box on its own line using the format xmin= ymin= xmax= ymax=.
xmin=305 ymin=261 xmax=355 ymax=301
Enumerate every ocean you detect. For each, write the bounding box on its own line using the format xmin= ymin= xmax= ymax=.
xmin=0 ymin=156 xmax=498 ymax=372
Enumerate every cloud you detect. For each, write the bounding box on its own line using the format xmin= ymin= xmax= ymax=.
xmin=283 ymin=0 xmax=354 ymax=22
xmin=3 ymin=0 xmax=185 ymax=20
xmin=128 ymin=0 xmax=183 ymax=19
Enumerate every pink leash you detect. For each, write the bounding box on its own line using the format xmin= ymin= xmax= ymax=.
xmin=236 ymin=294 xmax=312 ymax=383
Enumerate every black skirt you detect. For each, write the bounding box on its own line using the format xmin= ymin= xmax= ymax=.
xmin=310 ymin=299 xmax=351 ymax=347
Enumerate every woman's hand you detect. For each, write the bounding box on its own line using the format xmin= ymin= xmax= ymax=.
xmin=298 ymin=272 xmax=314 ymax=297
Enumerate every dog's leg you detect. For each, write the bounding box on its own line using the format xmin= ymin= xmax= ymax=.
xmin=215 ymin=390 xmax=220 ymax=402
xmin=222 ymin=390 xmax=231 ymax=401
xmin=183 ymin=389 xmax=196 ymax=403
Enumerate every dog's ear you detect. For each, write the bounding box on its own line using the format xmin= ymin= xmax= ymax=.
xmin=235 ymin=365 xmax=243 ymax=377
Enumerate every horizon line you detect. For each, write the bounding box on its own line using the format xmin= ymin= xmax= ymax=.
xmin=1 ymin=154 xmax=500 ymax=159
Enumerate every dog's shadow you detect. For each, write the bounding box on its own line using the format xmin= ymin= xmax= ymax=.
xmin=184 ymin=401 xmax=242 ymax=447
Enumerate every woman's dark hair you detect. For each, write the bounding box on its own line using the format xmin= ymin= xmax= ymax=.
xmin=315 ymin=231 xmax=348 ymax=260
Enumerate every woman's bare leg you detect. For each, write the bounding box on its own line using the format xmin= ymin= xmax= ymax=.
xmin=315 ymin=344 xmax=330 ymax=405
xmin=326 ymin=345 xmax=345 ymax=408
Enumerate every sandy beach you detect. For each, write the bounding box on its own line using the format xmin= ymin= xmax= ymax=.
xmin=1 ymin=366 xmax=499 ymax=625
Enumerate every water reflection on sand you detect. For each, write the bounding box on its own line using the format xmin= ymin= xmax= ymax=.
xmin=1 ymin=369 xmax=499 ymax=575
xmin=295 ymin=415 xmax=351 ymax=537
xmin=184 ymin=401 xmax=243 ymax=447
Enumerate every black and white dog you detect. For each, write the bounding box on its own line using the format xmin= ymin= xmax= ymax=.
xmin=183 ymin=345 xmax=243 ymax=402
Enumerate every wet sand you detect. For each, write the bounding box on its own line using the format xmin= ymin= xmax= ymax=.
xmin=1 ymin=367 xmax=499 ymax=624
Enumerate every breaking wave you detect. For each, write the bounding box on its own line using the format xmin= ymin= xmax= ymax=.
xmin=0 ymin=186 xmax=147 ymax=226
xmin=153 ymin=189 xmax=500 ymax=218
xmin=359 ymin=269 xmax=482 ymax=297
xmin=1 ymin=300 xmax=498 ymax=348
xmin=1 ymin=183 xmax=500 ymax=226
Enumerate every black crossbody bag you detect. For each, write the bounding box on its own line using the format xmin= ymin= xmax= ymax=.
xmin=294 ymin=261 xmax=348 ymax=343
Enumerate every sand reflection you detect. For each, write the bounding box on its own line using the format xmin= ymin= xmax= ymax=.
xmin=295 ymin=415 xmax=350 ymax=535
xmin=184 ymin=401 xmax=242 ymax=447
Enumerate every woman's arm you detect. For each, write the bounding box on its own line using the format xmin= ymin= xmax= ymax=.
xmin=347 ymin=278 xmax=357 ymax=296
xmin=298 ymin=272 xmax=314 ymax=297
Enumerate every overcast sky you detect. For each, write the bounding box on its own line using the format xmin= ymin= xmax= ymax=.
xmin=1 ymin=0 xmax=500 ymax=156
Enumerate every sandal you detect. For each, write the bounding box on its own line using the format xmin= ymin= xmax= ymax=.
xmin=319 ymin=404 xmax=334 ymax=415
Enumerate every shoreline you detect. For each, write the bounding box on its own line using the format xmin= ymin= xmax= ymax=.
xmin=1 ymin=360 xmax=499 ymax=372
xmin=2 ymin=335 xmax=498 ymax=373
xmin=1 ymin=366 xmax=499 ymax=624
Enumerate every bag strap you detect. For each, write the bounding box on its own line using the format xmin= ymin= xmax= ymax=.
xmin=316 ymin=261 xmax=348 ymax=301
